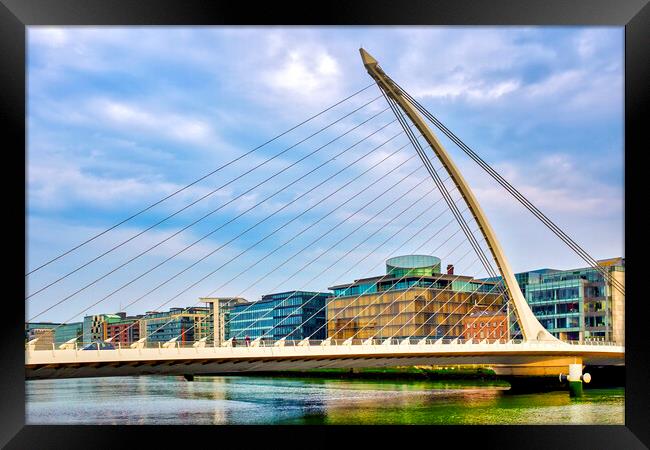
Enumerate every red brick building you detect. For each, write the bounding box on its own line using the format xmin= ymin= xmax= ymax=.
xmin=462 ymin=311 xmax=508 ymax=342
xmin=106 ymin=319 xmax=140 ymax=344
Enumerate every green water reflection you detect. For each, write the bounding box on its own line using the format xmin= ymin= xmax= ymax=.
xmin=26 ymin=376 xmax=624 ymax=425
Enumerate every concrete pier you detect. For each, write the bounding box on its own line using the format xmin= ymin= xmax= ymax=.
xmin=568 ymin=363 xmax=583 ymax=397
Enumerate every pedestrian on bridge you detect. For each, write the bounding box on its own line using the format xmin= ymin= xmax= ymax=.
xmin=245 ymin=335 xmax=250 ymax=347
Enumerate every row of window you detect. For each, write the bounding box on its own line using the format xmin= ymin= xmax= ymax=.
xmin=531 ymin=302 xmax=580 ymax=315
xmin=528 ymin=286 xmax=580 ymax=302
xmin=465 ymin=322 xmax=502 ymax=328
xmin=538 ymin=316 xmax=581 ymax=330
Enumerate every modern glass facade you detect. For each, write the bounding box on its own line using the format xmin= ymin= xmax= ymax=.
xmin=26 ymin=322 xmax=56 ymax=341
xmin=141 ymin=307 xmax=210 ymax=343
xmin=526 ymin=278 xmax=583 ymax=340
xmin=328 ymin=255 xmax=505 ymax=341
xmin=524 ymin=258 xmax=624 ymax=342
xmin=514 ymin=269 xmax=560 ymax=297
xmin=330 ymin=276 xmax=495 ymax=299
xmin=386 ymin=255 xmax=441 ymax=278
xmin=25 ymin=322 xmax=83 ymax=345
xmin=494 ymin=257 xmax=625 ymax=343
xmin=227 ymin=291 xmax=330 ymax=341
xmin=56 ymin=322 xmax=84 ymax=343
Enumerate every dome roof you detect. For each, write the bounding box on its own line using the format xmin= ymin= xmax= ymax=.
xmin=386 ymin=255 xmax=441 ymax=269
xmin=386 ymin=255 xmax=441 ymax=277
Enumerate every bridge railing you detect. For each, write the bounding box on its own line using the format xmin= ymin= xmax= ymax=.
xmin=566 ymin=339 xmax=619 ymax=346
xmin=25 ymin=337 xmax=622 ymax=352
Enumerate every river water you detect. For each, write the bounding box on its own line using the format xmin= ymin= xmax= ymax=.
xmin=26 ymin=376 xmax=624 ymax=425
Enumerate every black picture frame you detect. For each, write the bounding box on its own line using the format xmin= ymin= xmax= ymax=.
xmin=2 ymin=0 xmax=647 ymax=447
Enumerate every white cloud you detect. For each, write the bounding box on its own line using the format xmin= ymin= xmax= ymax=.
xmin=28 ymin=163 xmax=175 ymax=210
xmin=463 ymin=152 xmax=622 ymax=218
xmin=397 ymin=28 xmax=552 ymax=98
xmin=415 ymin=76 xmax=521 ymax=102
xmin=86 ymin=98 xmax=225 ymax=149
xmin=29 ymin=27 xmax=69 ymax=48
xmin=25 ymin=27 xmax=624 ymax=311
xmin=525 ymin=70 xmax=583 ymax=99
xmin=261 ymin=45 xmax=344 ymax=106
xmin=27 ymin=155 xmax=233 ymax=213
xmin=391 ymin=27 xmax=621 ymax=122
xmin=575 ymin=28 xmax=620 ymax=61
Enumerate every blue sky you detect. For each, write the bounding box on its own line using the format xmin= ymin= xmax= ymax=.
xmin=26 ymin=27 xmax=624 ymax=323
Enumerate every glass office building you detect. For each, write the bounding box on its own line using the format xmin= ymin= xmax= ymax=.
xmin=517 ymin=257 xmax=625 ymax=343
xmin=25 ymin=321 xmax=83 ymax=345
xmin=26 ymin=322 xmax=57 ymax=344
xmin=141 ymin=307 xmax=210 ymax=343
xmin=227 ymin=291 xmax=330 ymax=341
xmin=328 ymin=255 xmax=505 ymax=341
xmin=56 ymin=322 xmax=84 ymax=343
xmin=526 ymin=277 xmax=583 ymax=340
xmin=483 ymin=257 xmax=625 ymax=343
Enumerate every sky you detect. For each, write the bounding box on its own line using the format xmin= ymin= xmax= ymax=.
xmin=26 ymin=27 xmax=624 ymax=323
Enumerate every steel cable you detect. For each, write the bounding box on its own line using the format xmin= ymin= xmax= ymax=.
xmin=26 ymin=83 xmax=375 ymax=276
xmin=27 ymin=95 xmax=384 ymax=298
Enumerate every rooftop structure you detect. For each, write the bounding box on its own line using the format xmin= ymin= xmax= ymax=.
xmin=328 ymin=255 xmax=505 ymax=341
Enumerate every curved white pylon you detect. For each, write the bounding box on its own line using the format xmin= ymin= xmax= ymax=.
xmin=359 ymin=48 xmax=557 ymax=342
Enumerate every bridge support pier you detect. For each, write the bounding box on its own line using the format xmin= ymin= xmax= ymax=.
xmin=492 ymin=357 xmax=591 ymax=396
xmin=560 ymin=363 xmax=591 ymax=397
xmin=567 ymin=363 xmax=583 ymax=397
xmin=183 ymin=374 xmax=194 ymax=382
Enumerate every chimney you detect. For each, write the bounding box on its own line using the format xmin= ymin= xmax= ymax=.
xmin=447 ymin=264 xmax=454 ymax=275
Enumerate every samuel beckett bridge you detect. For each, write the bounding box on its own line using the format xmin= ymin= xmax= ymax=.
xmin=25 ymin=50 xmax=624 ymax=394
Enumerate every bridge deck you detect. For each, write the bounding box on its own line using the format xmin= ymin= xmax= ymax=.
xmin=26 ymin=341 xmax=624 ymax=380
